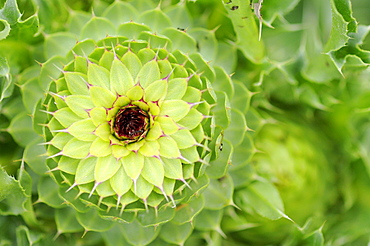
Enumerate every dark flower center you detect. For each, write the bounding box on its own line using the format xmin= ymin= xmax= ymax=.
xmin=113 ymin=105 xmax=149 ymax=142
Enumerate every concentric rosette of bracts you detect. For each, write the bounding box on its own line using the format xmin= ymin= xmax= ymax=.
xmin=41 ymin=37 xmax=215 ymax=212
xmin=13 ymin=1 xmax=243 ymax=241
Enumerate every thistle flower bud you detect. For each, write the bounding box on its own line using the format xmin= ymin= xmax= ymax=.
xmin=43 ymin=37 xmax=216 ymax=211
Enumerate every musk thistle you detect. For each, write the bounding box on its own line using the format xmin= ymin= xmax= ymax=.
xmin=3 ymin=0 xmax=367 ymax=245
xmin=42 ymin=36 xmax=214 ymax=212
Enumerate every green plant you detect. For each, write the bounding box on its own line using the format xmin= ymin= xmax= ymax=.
xmin=0 ymin=0 xmax=250 ymax=245
xmin=1 ymin=0 xmax=370 ymax=245
xmin=221 ymin=109 xmax=337 ymax=245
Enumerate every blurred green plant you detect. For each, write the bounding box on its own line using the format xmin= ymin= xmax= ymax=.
xmin=221 ymin=109 xmax=337 ymax=245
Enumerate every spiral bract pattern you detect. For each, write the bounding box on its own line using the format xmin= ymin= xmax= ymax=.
xmin=43 ymin=35 xmax=215 ymax=210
